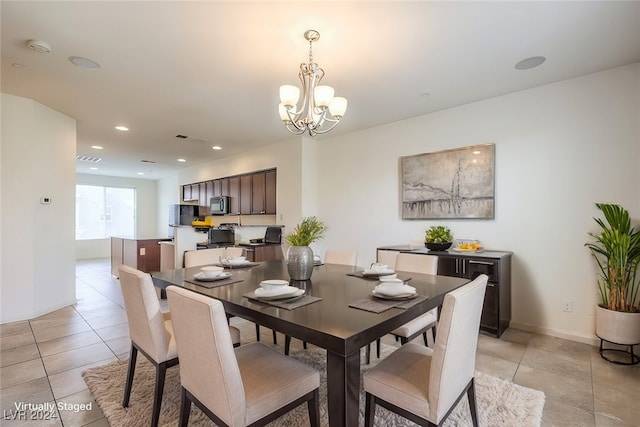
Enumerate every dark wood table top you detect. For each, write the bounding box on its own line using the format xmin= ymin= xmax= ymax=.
xmin=151 ymin=260 xmax=469 ymax=355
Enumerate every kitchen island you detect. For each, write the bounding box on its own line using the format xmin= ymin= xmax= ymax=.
xmin=110 ymin=236 xmax=172 ymax=278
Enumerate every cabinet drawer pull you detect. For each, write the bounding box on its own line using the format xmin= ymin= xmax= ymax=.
xmin=468 ymin=260 xmax=494 ymax=266
xmin=487 ymin=282 xmax=496 ymax=287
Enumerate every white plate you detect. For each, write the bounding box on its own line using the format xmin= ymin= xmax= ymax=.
xmin=372 ymin=290 xmax=418 ymax=300
xmin=255 ymin=288 xmax=305 ymax=300
xmin=260 ymin=279 xmax=289 ymax=290
xmin=193 ymin=272 xmax=231 ymax=282
xmin=374 ymin=284 xmax=416 ymax=297
xmin=223 ymin=259 xmax=251 ymax=266
xmin=254 ymin=286 xmax=300 ymax=298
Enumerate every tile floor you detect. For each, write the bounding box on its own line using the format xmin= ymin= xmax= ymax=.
xmin=1 ymin=258 xmax=639 ymax=426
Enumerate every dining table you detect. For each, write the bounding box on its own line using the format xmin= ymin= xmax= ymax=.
xmin=150 ymin=259 xmax=469 ymax=427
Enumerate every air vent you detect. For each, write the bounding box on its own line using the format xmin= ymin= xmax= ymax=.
xmin=76 ymin=155 xmax=101 ymax=163
xmin=140 ymin=159 xmax=156 ymax=164
xmin=175 ymin=134 xmax=208 ymax=143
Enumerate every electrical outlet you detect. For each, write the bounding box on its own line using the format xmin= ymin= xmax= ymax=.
xmin=562 ymin=300 xmax=573 ymax=312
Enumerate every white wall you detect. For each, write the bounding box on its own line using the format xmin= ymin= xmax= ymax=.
xmin=1 ymin=94 xmax=76 ymax=323
xmin=75 ymin=174 xmax=160 ymax=259
xmin=314 ymin=64 xmax=640 ymax=344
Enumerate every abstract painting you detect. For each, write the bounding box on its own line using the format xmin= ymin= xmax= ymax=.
xmin=401 ymin=144 xmax=495 ymax=219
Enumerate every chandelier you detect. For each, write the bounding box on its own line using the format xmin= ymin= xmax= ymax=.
xmin=278 ymin=30 xmax=347 ymax=136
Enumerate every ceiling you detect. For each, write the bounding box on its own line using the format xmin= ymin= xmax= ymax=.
xmin=2 ymin=1 xmax=640 ymax=179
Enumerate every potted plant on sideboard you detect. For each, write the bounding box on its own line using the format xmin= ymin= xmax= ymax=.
xmin=285 ymin=216 xmax=327 ymax=280
xmin=425 ymin=225 xmax=453 ymax=251
xmin=585 ymin=203 xmax=640 ymax=365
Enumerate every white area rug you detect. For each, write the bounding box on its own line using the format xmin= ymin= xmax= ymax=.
xmin=83 ymin=346 xmax=544 ymax=426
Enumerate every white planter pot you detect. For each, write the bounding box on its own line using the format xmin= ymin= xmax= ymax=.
xmin=595 ymin=305 xmax=640 ymax=345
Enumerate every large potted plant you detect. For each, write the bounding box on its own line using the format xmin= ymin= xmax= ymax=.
xmin=285 ymin=216 xmax=327 ymax=280
xmin=585 ymin=203 xmax=640 ymax=364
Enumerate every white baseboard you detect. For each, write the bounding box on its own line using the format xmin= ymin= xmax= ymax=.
xmin=509 ymin=321 xmax=599 ymax=347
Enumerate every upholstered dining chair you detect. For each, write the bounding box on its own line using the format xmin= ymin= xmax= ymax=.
xmin=183 ymin=247 xmax=226 ymax=268
xmin=366 ymin=252 xmax=439 ymax=364
xmin=363 ymin=274 xmax=488 ymax=427
xmin=166 ymin=285 xmax=321 ymax=427
xmin=184 ymin=247 xmax=276 ymax=345
xmin=324 ymin=249 xmax=358 ymax=266
xmin=119 ymin=265 xmax=239 ymax=427
xmin=284 ymin=249 xmax=359 ymax=355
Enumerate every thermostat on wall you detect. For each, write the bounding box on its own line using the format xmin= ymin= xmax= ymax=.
xmin=40 ymin=196 xmax=51 ymax=205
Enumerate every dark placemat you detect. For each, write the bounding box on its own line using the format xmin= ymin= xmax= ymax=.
xmin=347 ymin=272 xmax=412 ymax=282
xmin=244 ymin=292 xmax=322 ymax=310
xmin=348 ymin=298 xmax=399 ymax=313
xmin=215 ymin=262 xmax=260 ymax=269
xmin=185 ymin=278 xmax=243 ymax=289
xmin=348 ymin=294 xmax=428 ymax=313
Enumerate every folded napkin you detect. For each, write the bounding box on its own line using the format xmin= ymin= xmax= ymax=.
xmin=362 ymin=268 xmax=395 ymax=276
xmin=374 ymin=284 xmax=416 ymax=297
xmin=254 ymin=286 xmax=301 ymax=298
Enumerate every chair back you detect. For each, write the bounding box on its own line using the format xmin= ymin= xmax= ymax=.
xmin=428 ymin=274 xmax=488 ymax=423
xmin=184 ymin=247 xmax=226 ymax=268
xmin=224 ymin=246 xmax=244 ymax=259
xmin=166 ymin=286 xmax=246 ymax=426
xmin=324 ymin=249 xmax=357 ymax=266
xmin=394 ymin=252 xmax=438 ymax=275
xmin=118 ymin=265 xmax=171 ymax=362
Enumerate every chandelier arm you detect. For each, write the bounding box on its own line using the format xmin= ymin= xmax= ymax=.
xmin=312 ymin=118 xmax=342 ymax=135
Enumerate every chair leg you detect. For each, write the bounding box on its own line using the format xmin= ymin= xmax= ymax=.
xmin=122 ymin=345 xmax=138 ymax=407
xmin=303 ymin=341 xmax=308 ymax=349
xmin=272 ymin=329 xmax=278 ymax=345
xmin=255 ymin=324 xmax=261 ymax=341
xmin=364 ymin=392 xmax=375 ymax=427
xmin=431 ymin=325 xmax=437 ymax=343
xmin=423 ymin=331 xmax=429 ymax=346
xmin=178 ymin=387 xmax=191 ymax=427
xmin=285 ymin=335 xmax=292 ymax=355
xmin=467 ymin=378 xmax=479 ymax=427
xmin=307 ymin=388 xmax=320 ymax=427
xmin=376 ymin=338 xmax=381 ymax=358
xmin=151 ymin=362 xmax=168 ymax=427
xmin=365 ymin=343 xmax=371 ymax=365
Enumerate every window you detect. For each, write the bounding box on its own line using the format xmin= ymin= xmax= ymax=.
xmin=76 ymin=185 xmax=136 ymax=239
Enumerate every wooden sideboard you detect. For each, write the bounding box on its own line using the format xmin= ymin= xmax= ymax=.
xmin=377 ymin=245 xmax=512 ymax=337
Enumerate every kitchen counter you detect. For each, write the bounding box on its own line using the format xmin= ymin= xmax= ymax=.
xmin=111 ymin=237 xmax=172 ymax=277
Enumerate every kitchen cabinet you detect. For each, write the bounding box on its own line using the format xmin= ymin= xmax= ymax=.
xmin=377 ymin=246 xmax=512 ymax=337
xmin=228 ymin=176 xmax=241 ymax=215
xmin=265 ymin=169 xmax=276 ymax=214
xmin=240 ymin=174 xmax=252 ymax=215
xmin=244 ymin=244 xmax=283 ymax=262
xmin=182 ymin=168 xmax=277 ymax=216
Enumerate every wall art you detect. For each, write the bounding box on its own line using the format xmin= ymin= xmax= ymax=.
xmin=401 ymin=143 xmax=495 ymax=219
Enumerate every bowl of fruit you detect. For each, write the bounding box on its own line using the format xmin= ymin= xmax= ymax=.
xmin=452 ymin=240 xmax=482 ymax=252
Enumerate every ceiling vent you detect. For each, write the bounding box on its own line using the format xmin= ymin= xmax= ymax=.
xmin=76 ymin=155 xmax=101 ymax=163
xmin=175 ymin=134 xmax=207 ymax=143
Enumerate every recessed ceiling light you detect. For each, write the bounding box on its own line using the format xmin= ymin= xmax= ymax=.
xmin=420 ymin=92 xmax=430 ymax=98
xmin=177 ymin=158 xmax=186 ymax=162
xmin=212 ymin=145 xmax=222 ymax=150
xmin=69 ymin=56 xmax=100 ymax=70
xmin=91 ymin=145 xmax=103 ymax=150
xmin=515 ymin=56 xmax=546 ymax=70
xmin=90 ymin=167 xmax=98 ymax=170
xmin=12 ymin=63 xmax=26 ymax=69
xmin=115 ymin=126 xmax=129 ymax=132
xmin=137 ymin=172 xmax=144 ymax=175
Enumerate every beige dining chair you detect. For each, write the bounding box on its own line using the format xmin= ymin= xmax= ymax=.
xmin=366 ymin=252 xmax=439 ymax=364
xmin=166 ymin=285 xmax=320 ymax=427
xmin=324 ymin=249 xmax=358 ymax=266
xmin=184 ymin=247 xmax=276 ymax=344
xmin=119 ymin=265 xmax=239 ymax=427
xmin=284 ymin=249 xmax=359 ymax=355
xmin=363 ymin=274 xmax=488 ymax=427
xmin=224 ymin=246 xmax=244 ymax=259
xmin=183 ymin=247 xmax=226 ymax=268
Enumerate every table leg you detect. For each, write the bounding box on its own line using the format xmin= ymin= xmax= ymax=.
xmin=326 ymin=349 xmax=361 ymax=427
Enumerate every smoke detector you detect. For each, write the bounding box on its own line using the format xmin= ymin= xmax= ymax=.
xmin=27 ymin=39 xmax=52 ymax=54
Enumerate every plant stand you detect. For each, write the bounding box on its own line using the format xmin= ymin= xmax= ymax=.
xmin=599 ymin=338 xmax=639 ymax=365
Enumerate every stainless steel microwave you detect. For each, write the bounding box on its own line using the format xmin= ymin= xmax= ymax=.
xmin=210 ymin=196 xmax=229 ymax=215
